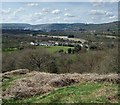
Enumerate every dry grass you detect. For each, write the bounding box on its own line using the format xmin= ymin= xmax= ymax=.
xmin=2 ymin=69 xmax=30 ymax=77
xmin=2 ymin=70 xmax=120 ymax=100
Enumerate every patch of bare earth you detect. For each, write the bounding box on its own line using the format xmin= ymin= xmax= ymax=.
xmin=2 ymin=69 xmax=120 ymax=100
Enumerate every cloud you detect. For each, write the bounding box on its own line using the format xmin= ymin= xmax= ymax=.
xmin=42 ymin=8 xmax=50 ymax=13
xmin=89 ymin=10 xmax=117 ymax=22
xmin=64 ymin=13 xmax=75 ymax=17
xmin=52 ymin=9 xmax=61 ymax=14
xmin=64 ymin=8 xmax=68 ymax=11
xmin=1 ymin=8 xmax=12 ymax=14
xmin=109 ymin=15 xmax=117 ymax=19
xmin=1 ymin=7 xmax=24 ymax=16
xmin=0 ymin=8 xmax=24 ymax=22
xmin=27 ymin=3 xmax=39 ymax=7
xmin=89 ymin=10 xmax=115 ymax=17
xmin=92 ymin=2 xmax=104 ymax=6
xmin=106 ymin=12 xmax=114 ymax=17
xmin=13 ymin=8 xmax=24 ymax=15
xmin=21 ymin=12 xmax=42 ymax=23
xmin=34 ymin=12 xmax=42 ymax=15
xmin=90 ymin=10 xmax=107 ymax=15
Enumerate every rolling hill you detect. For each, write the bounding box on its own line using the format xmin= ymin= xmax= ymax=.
xmin=1 ymin=21 xmax=119 ymax=32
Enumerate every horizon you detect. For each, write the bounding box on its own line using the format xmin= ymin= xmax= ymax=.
xmin=0 ymin=20 xmax=118 ymax=25
xmin=1 ymin=2 xmax=118 ymax=24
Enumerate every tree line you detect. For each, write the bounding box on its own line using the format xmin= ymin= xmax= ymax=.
xmin=2 ymin=47 xmax=118 ymax=74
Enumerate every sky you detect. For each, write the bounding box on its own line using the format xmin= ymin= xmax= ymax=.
xmin=0 ymin=1 xmax=119 ymax=24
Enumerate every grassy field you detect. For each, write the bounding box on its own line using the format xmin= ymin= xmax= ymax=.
xmin=37 ymin=46 xmax=74 ymax=53
xmin=3 ymin=46 xmax=74 ymax=54
xmin=3 ymin=82 xmax=119 ymax=104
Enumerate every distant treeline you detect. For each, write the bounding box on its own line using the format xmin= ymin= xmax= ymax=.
xmin=2 ymin=29 xmax=44 ymax=35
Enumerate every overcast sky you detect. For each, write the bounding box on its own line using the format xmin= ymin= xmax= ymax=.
xmin=1 ymin=1 xmax=118 ymax=24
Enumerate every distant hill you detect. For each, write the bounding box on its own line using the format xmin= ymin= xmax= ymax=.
xmin=1 ymin=23 xmax=31 ymax=30
xmin=1 ymin=21 xmax=119 ymax=32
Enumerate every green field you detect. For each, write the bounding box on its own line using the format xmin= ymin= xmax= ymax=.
xmin=37 ymin=46 xmax=74 ymax=53
xmin=3 ymin=82 xmax=119 ymax=104
xmin=3 ymin=46 xmax=74 ymax=53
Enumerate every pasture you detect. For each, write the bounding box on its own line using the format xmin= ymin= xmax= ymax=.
xmin=37 ymin=46 xmax=74 ymax=53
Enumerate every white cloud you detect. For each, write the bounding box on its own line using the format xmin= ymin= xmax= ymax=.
xmin=106 ymin=12 xmax=114 ymax=17
xmin=89 ymin=10 xmax=115 ymax=18
xmin=90 ymin=10 xmax=107 ymax=15
xmin=42 ymin=8 xmax=49 ymax=13
xmin=27 ymin=3 xmax=39 ymax=7
xmin=13 ymin=8 xmax=24 ymax=15
xmin=34 ymin=12 xmax=42 ymax=15
xmin=109 ymin=15 xmax=117 ymax=19
xmin=64 ymin=8 xmax=68 ymax=11
xmin=64 ymin=13 xmax=75 ymax=17
xmin=64 ymin=8 xmax=72 ymax=11
xmin=21 ymin=12 xmax=42 ymax=23
xmin=1 ymin=8 xmax=12 ymax=14
xmin=92 ymin=2 xmax=104 ymax=6
xmin=1 ymin=7 xmax=24 ymax=16
xmin=63 ymin=18 xmax=68 ymax=21
xmin=52 ymin=9 xmax=61 ymax=14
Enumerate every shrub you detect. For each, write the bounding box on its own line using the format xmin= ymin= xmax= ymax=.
xmin=68 ymin=48 xmax=72 ymax=54
xmin=58 ymin=49 xmax=64 ymax=53
xmin=74 ymin=45 xmax=81 ymax=53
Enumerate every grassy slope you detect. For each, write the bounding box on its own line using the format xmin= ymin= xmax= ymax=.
xmin=3 ymin=82 xmax=119 ymax=104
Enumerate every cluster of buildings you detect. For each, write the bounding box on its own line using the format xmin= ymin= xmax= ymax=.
xmin=29 ymin=35 xmax=88 ymax=47
xmin=29 ymin=39 xmax=90 ymax=51
xmin=30 ymin=41 xmax=59 ymax=46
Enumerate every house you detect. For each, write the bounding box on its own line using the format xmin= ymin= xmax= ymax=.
xmin=30 ymin=42 xmax=35 ymax=45
xmin=30 ymin=42 xmax=39 ymax=46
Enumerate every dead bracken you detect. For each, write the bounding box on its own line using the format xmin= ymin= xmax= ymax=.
xmin=2 ymin=69 xmax=120 ymax=100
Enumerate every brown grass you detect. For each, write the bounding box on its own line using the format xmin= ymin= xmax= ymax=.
xmin=2 ymin=70 xmax=120 ymax=100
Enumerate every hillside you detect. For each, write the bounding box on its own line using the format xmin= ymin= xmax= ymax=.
xmin=2 ymin=69 xmax=120 ymax=104
xmin=1 ymin=21 xmax=119 ymax=32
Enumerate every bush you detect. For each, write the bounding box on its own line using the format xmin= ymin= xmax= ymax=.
xmin=58 ymin=49 xmax=64 ymax=53
xmin=74 ymin=45 xmax=81 ymax=53
xmin=68 ymin=48 xmax=72 ymax=54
